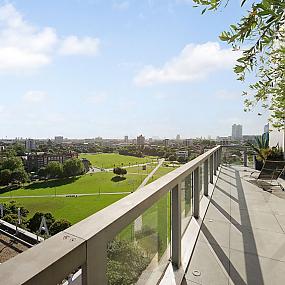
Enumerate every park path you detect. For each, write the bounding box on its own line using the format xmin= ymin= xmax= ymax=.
xmin=0 ymin=192 xmax=132 ymax=199
xmin=87 ymin=161 xmax=158 ymax=174
xmin=137 ymin=158 xmax=165 ymax=189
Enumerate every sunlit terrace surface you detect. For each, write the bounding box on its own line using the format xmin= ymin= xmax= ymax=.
xmin=183 ymin=165 xmax=285 ymax=285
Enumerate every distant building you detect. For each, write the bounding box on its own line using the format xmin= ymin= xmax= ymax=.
xmin=124 ymin=136 xmax=128 ymax=143
xmin=25 ymin=152 xmax=78 ymax=172
xmin=163 ymin=139 xmax=170 ymax=147
xmin=0 ymin=146 xmax=4 ymax=152
xmin=137 ymin=135 xmax=145 ymax=146
xmin=25 ymin=139 xmax=36 ymax=151
xmin=176 ymin=134 xmax=181 ymax=141
xmin=242 ymin=135 xmax=258 ymax=144
xmin=232 ymin=124 xmax=243 ymax=141
xmin=217 ymin=136 xmax=231 ymax=145
xmin=54 ymin=136 xmax=64 ymax=144
xmin=176 ymin=150 xmax=188 ymax=159
xmin=148 ymin=138 xmax=153 ymax=143
xmin=183 ymin=139 xmax=193 ymax=147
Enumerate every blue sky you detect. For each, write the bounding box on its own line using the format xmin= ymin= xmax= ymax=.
xmin=0 ymin=0 xmax=268 ymax=139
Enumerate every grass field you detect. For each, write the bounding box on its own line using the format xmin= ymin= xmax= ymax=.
xmin=1 ymin=195 xmax=128 ymax=224
xmin=0 ymin=161 xmax=178 ymax=225
xmin=0 ymin=172 xmax=141 ymax=197
xmin=79 ymin=153 xmax=155 ymax=169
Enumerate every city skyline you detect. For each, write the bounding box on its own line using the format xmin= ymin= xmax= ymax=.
xmin=0 ymin=1 xmax=268 ymax=138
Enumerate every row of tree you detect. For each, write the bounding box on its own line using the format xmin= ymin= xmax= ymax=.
xmin=0 ymin=157 xmax=28 ymax=186
xmin=38 ymin=158 xmax=85 ymax=179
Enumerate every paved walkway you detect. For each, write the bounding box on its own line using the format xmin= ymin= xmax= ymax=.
xmin=137 ymin=158 xmax=165 ymax=189
xmin=183 ymin=165 xmax=285 ymax=285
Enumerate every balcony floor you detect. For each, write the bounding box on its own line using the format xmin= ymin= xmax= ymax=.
xmin=183 ymin=165 xmax=285 ymax=285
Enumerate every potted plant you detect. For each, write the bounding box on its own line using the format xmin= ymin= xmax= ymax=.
xmin=247 ymin=134 xmax=270 ymax=170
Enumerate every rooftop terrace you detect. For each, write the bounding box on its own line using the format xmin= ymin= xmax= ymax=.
xmin=0 ymin=146 xmax=284 ymax=285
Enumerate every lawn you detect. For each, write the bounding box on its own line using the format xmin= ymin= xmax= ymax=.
xmin=79 ymin=153 xmax=155 ymax=169
xmin=1 ymin=194 xmax=127 ymax=224
xmin=0 ymin=162 xmax=181 ymax=228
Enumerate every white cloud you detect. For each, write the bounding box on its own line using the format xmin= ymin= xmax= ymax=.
xmin=59 ymin=36 xmax=100 ymax=56
xmin=0 ymin=4 xmax=100 ymax=73
xmin=134 ymin=42 xmax=239 ymax=86
xmin=23 ymin=91 xmax=48 ymax=103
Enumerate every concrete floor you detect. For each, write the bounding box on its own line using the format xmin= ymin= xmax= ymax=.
xmin=183 ymin=165 xmax=285 ymax=285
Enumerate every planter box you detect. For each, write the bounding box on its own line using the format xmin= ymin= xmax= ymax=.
xmin=254 ymin=156 xmax=263 ymax=171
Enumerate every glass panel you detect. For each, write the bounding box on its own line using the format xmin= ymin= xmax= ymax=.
xmin=107 ymin=192 xmax=171 ymax=285
xmin=181 ymin=174 xmax=193 ymax=235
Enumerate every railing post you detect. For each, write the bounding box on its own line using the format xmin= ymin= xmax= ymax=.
xmin=218 ymin=148 xmax=222 ymax=166
xmin=82 ymin=239 xmax=107 ymax=285
xmin=193 ymin=168 xmax=200 ymax=219
xmin=213 ymin=152 xmax=217 ymax=176
xmin=216 ymin=150 xmax=219 ymax=171
xmin=243 ymin=151 xmax=248 ymax=167
xmin=210 ymin=155 xmax=213 ymax=184
xmin=171 ymin=184 xmax=181 ymax=269
xmin=203 ymin=159 xmax=209 ymax=196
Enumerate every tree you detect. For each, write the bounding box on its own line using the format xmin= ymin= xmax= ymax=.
xmin=63 ymin=158 xmax=84 ymax=177
xmin=49 ymin=219 xmax=71 ymax=235
xmin=0 ymin=169 xmax=12 ymax=185
xmin=168 ymin=155 xmax=176 ymax=162
xmin=45 ymin=162 xmax=63 ymax=179
xmin=38 ymin=167 xmax=47 ymax=178
xmin=193 ymin=0 xmax=285 ymax=129
xmin=113 ymin=167 xmax=127 ymax=176
xmin=11 ymin=168 xmax=29 ymax=184
xmin=1 ymin=157 xmax=23 ymax=171
xmin=107 ymin=240 xmax=150 ymax=285
xmin=27 ymin=212 xmax=55 ymax=233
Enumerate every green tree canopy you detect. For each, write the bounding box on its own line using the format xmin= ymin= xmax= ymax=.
xmin=27 ymin=212 xmax=55 ymax=233
xmin=193 ymin=0 xmax=285 ymax=129
xmin=1 ymin=157 xmax=23 ymax=171
xmin=49 ymin=219 xmax=71 ymax=235
xmin=0 ymin=169 xmax=12 ymax=185
xmin=11 ymin=168 xmax=29 ymax=184
xmin=63 ymin=158 xmax=84 ymax=177
xmin=45 ymin=161 xmax=63 ymax=179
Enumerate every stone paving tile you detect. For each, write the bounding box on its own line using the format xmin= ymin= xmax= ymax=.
xmin=230 ymin=225 xmax=285 ymax=261
xmin=230 ymin=208 xmax=284 ymax=233
xmin=275 ymin=214 xmax=285 ymax=233
xmin=198 ymin=219 xmax=230 ymax=248
xmin=229 ymin=249 xmax=285 ymax=285
xmin=205 ymin=203 xmax=231 ymax=224
xmin=185 ymin=240 xmax=229 ymax=285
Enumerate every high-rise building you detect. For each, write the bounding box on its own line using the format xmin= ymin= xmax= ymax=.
xmin=124 ymin=136 xmax=128 ymax=143
xmin=136 ymin=135 xmax=145 ymax=146
xmin=183 ymin=139 xmax=193 ymax=147
xmin=55 ymin=136 xmax=64 ymax=144
xmin=176 ymin=134 xmax=181 ymax=141
xmin=25 ymin=139 xmax=36 ymax=152
xmin=163 ymin=139 xmax=169 ymax=147
xmin=232 ymin=124 xmax=243 ymax=141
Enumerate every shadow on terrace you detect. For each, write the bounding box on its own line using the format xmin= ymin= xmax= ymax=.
xmin=183 ymin=164 xmax=285 ymax=285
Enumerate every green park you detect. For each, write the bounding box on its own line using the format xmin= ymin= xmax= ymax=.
xmin=0 ymin=153 xmax=176 ymax=224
